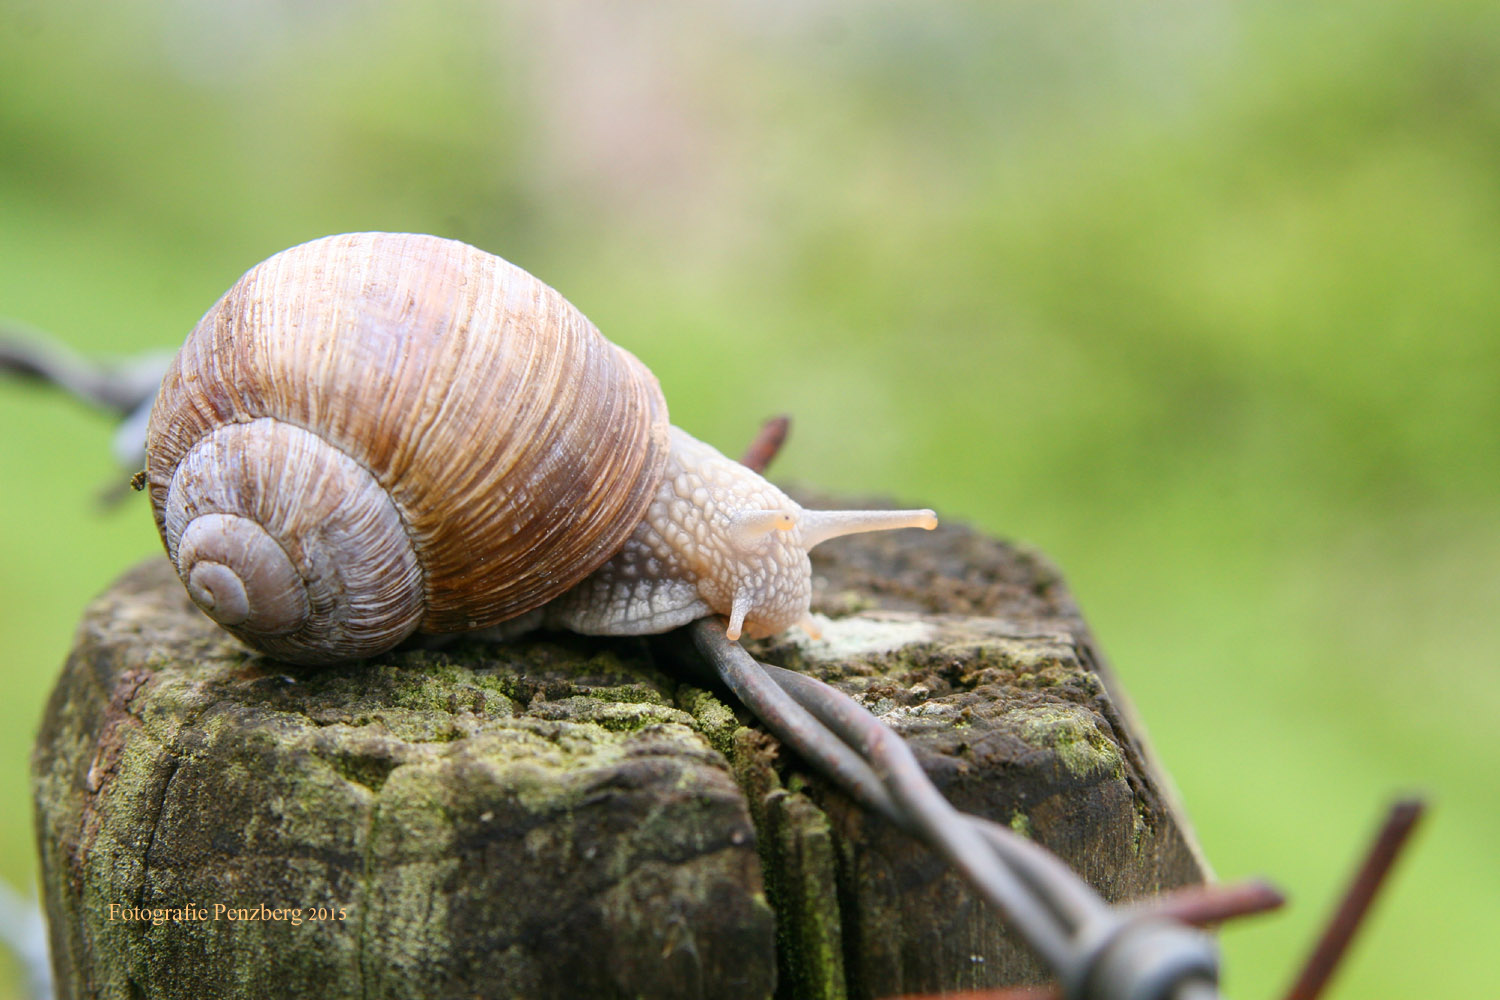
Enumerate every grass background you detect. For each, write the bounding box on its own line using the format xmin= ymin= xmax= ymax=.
xmin=1 ymin=1 xmax=1496 ymax=996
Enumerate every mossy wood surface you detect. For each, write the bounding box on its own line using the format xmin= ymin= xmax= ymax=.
xmin=33 ymin=509 xmax=1206 ymax=1000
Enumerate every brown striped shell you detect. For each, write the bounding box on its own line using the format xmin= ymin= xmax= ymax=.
xmin=145 ymin=233 xmax=671 ymax=664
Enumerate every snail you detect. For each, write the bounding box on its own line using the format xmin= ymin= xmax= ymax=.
xmin=144 ymin=232 xmax=936 ymax=665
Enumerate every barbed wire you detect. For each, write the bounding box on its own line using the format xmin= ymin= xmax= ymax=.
xmin=690 ymin=617 xmax=1223 ymax=1000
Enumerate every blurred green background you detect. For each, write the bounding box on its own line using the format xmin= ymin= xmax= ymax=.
xmin=2 ymin=0 xmax=1496 ymax=996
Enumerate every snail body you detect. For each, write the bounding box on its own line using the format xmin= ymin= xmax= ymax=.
xmin=147 ymin=233 xmax=935 ymax=664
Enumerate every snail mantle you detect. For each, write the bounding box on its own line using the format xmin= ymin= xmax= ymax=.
xmin=33 ymin=506 xmax=1206 ymax=1000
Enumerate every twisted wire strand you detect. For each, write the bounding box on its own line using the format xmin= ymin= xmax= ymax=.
xmin=0 ymin=332 xmax=170 ymax=474
xmin=762 ymin=662 xmax=1107 ymax=931
xmin=689 ymin=618 xmax=1077 ymax=969
xmin=0 ymin=330 xmax=168 ymax=414
xmin=689 ymin=617 xmax=1221 ymax=1000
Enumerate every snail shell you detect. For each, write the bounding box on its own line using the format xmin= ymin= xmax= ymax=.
xmin=145 ymin=232 xmax=670 ymax=664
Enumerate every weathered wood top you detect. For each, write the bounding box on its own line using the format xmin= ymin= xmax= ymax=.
xmin=33 ymin=505 xmax=1205 ymax=1000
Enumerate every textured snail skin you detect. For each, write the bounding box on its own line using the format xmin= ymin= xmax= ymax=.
xmin=548 ymin=428 xmax=937 ymax=641
xmin=147 ymin=232 xmax=936 ymax=664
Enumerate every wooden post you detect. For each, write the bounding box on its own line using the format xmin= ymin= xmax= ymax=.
xmin=33 ymin=509 xmax=1205 ymax=1000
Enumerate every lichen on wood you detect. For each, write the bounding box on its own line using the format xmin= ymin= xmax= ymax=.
xmin=33 ymin=509 xmax=1205 ymax=1000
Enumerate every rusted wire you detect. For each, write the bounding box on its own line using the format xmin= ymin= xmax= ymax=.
xmin=1134 ymin=879 xmax=1286 ymax=929
xmin=738 ymin=414 xmax=791 ymax=474
xmin=1281 ymin=799 xmax=1425 ymax=1000
xmin=890 ymin=796 xmax=1424 ymax=1000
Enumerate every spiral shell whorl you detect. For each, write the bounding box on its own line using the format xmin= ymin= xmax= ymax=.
xmin=176 ymin=514 xmax=308 ymax=632
xmin=163 ymin=419 xmax=425 ymax=664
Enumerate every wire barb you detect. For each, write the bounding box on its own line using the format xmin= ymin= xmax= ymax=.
xmin=738 ymin=415 xmax=791 ymax=474
xmin=1281 ymin=798 xmax=1425 ymax=1000
xmin=1135 ymin=879 xmax=1286 ymax=929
